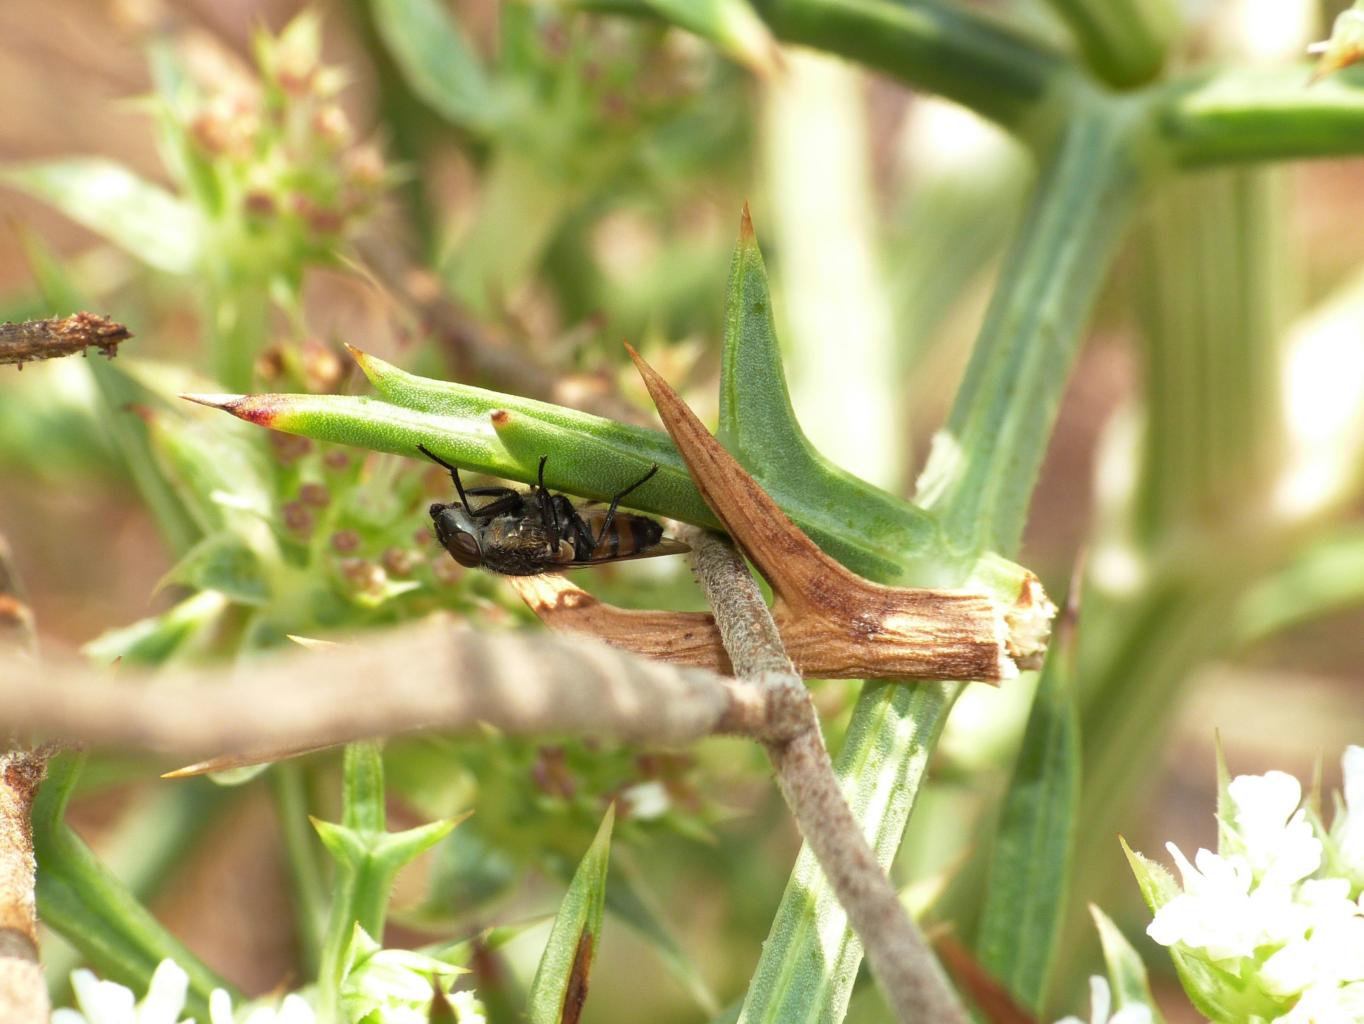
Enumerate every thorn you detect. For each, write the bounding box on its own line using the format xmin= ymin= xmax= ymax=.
xmin=343 ymin=342 xmax=375 ymax=377
xmin=739 ymin=201 xmax=755 ymax=241
xmin=179 ymin=393 xmax=242 ymax=410
xmin=181 ymin=393 xmax=281 ymax=426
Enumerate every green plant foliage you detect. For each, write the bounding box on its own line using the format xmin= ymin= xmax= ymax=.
xmin=1090 ymin=906 xmax=1166 ymax=1024
xmin=528 ymin=805 xmax=614 ymax=1024
xmin=32 ymin=754 xmax=231 ymax=1020
xmin=977 ymin=616 xmax=1081 ymax=1012
xmin=8 ymin=1 xmax=1364 ymax=1021
xmin=314 ymin=743 xmax=462 ymax=1018
xmin=0 ymin=160 xmax=200 ymax=275
xmin=369 ymin=0 xmax=501 ymax=134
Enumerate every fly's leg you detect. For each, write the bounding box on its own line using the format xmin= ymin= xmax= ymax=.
xmin=418 ymin=445 xmax=517 ymax=519
xmin=594 ymin=463 xmax=660 ymax=550
xmin=534 ymin=455 xmax=562 ymax=545
xmin=549 ymin=495 xmax=595 ymax=558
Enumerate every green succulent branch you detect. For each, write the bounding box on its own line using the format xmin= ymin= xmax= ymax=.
xmin=1038 ymin=0 xmax=1178 ymax=88
xmin=185 ymin=291 xmax=1038 ymax=603
xmin=741 ymin=0 xmax=1074 ymax=142
xmin=915 ymin=103 xmax=1149 ymax=558
xmin=1159 ymin=66 xmax=1364 ymax=166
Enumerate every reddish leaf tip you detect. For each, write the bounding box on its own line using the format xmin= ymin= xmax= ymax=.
xmin=490 ymin=409 xmax=511 ymax=428
xmin=180 ymin=392 xmax=281 ymax=426
xmin=739 ymin=201 xmax=755 ymax=241
xmin=343 ymin=342 xmax=373 ymax=372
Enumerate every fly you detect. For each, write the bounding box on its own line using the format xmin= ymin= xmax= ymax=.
xmin=418 ymin=445 xmax=689 ymax=576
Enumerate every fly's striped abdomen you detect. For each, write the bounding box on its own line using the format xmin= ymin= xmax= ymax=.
xmin=582 ymin=510 xmax=663 ymax=561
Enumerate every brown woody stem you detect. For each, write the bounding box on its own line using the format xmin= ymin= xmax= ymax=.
xmin=0 ymin=313 xmax=130 ymax=367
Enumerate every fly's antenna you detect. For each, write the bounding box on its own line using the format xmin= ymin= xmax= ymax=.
xmin=416 ymin=444 xmax=473 ymax=509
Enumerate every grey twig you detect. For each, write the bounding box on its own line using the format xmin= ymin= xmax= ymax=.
xmin=682 ymin=526 xmax=969 ymax=1024
xmin=0 ymin=617 xmax=783 ymax=761
xmin=0 ymin=313 xmax=131 ymax=368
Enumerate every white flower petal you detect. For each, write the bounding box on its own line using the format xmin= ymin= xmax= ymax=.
xmin=208 ymin=989 xmax=236 ymax=1024
xmin=1231 ymin=771 xmax=1303 ymax=834
xmin=137 ymin=960 xmax=189 ymax=1024
xmin=72 ymin=970 xmax=136 ymax=1024
xmin=52 ymin=1010 xmax=90 ymax=1024
xmin=1087 ymin=976 xmax=1112 ymax=1024
xmin=277 ymin=994 xmax=317 ymax=1024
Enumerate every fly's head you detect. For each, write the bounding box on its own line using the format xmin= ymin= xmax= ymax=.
xmin=429 ymin=501 xmax=484 ymax=568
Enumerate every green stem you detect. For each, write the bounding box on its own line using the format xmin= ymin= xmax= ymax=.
xmin=1133 ymin=169 xmax=1289 ymax=541
xmin=442 ymin=148 xmax=577 ymax=314
xmin=206 ymin=278 xmax=271 ymax=394
xmin=741 ymin=96 xmax=1149 ymax=1023
xmin=1039 ymin=0 xmax=1178 ymax=87
xmin=916 ymin=99 xmax=1148 ymax=557
xmin=751 ymin=0 xmax=1073 ymax=141
xmin=1159 ymin=66 xmax=1364 ymax=166
xmin=271 ymin=764 xmax=328 ymax=976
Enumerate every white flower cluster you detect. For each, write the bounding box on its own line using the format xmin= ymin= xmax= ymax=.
xmin=1056 ymin=976 xmax=1153 ymax=1024
xmin=1140 ymin=746 xmax=1364 ymax=1022
xmin=51 ymin=960 xmax=312 ymax=1024
xmin=51 ymin=951 xmax=487 ymax=1024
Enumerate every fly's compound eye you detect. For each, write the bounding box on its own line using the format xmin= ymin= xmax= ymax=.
xmin=445 ymin=530 xmax=483 ymax=568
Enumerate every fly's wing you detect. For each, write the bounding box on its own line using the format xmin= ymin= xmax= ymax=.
xmin=570 ymin=507 xmax=690 ymax=564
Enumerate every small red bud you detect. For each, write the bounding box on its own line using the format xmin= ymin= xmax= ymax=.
xmin=382 ymin=547 xmax=418 ymax=577
xmin=330 ymin=529 xmax=360 ymax=554
xmin=299 ymin=482 xmax=330 ymax=507
xmin=269 ymin=431 xmax=313 ymax=463
xmin=282 ymin=500 xmax=314 ymax=534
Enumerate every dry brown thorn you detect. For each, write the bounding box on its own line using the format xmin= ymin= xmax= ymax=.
xmin=506 ymin=574 xmax=732 ymax=674
xmin=511 ymin=350 xmax=1050 ymax=682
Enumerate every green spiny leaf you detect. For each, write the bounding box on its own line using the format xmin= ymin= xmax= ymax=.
xmin=1120 ymin=837 xmax=1180 ymax=914
xmin=158 ymin=534 xmax=269 ymax=607
xmin=1 ymin=159 xmax=200 ymax=275
xmin=977 ymin=617 xmax=1081 ymax=1012
xmin=715 ymin=211 xmax=940 ymax=579
xmin=528 ymin=805 xmax=614 ymax=1024
xmin=187 ymin=352 xmax=948 ymax=582
xmin=1090 ymin=905 xmax=1166 ymax=1024
xmin=81 ymin=590 xmax=230 ymax=667
xmin=315 ymin=743 xmax=463 ymax=1020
